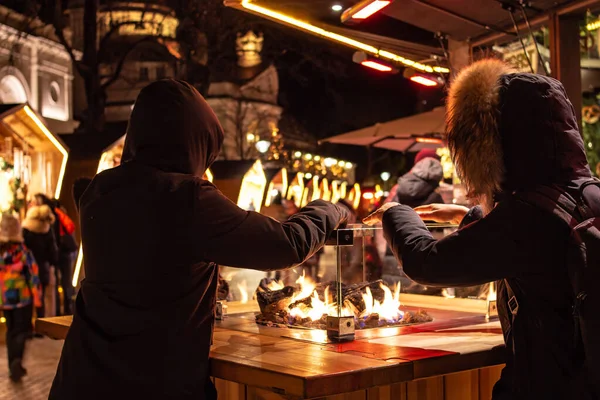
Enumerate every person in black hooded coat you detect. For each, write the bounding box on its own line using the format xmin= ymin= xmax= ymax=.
xmin=365 ymin=59 xmax=600 ymax=399
xmin=392 ymin=149 xmax=444 ymax=208
xmin=49 ymin=80 xmax=348 ymax=400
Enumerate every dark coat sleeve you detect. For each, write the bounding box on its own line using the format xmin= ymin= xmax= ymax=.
xmin=381 ymin=199 xmax=564 ymax=287
xmin=198 ymin=183 xmax=347 ymax=271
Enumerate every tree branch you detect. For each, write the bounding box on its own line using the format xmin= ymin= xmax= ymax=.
xmin=53 ymin=24 xmax=86 ymax=78
xmin=100 ymin=36 xmax=157 ymax=90
xmin=98 ymin=21 xmax=141 ymax=58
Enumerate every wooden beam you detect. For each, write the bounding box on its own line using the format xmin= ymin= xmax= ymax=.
xmin=448 ymin=39 xmax=471 ymax=80
xmin=549 ymin=13 xmax=583 ymax=131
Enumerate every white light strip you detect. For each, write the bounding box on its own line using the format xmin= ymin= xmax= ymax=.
xmin=239 ymin=0 xmax=449 ymax=74
xmin=72 ymin=244 xmax=83 ymax=287
xmin=23 ymin=106 xmax=69 ymax=199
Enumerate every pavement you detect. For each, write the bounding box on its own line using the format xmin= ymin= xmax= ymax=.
xmin=0 ymin=334 xmax=63 ymax=400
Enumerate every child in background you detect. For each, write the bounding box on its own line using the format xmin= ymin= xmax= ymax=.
xmin=0 ymin=213 xmax=41 ymax=382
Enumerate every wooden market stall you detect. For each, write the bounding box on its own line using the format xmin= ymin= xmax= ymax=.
xmin=286 ymin=172 xmax=305 ymax=208
xmin=211 ymin=160 xmax=267 ymax=212
xmin=263 ymin=166 xmax=288 ymax=207
xmin=0 ymin=104 xmax=69 ymax=212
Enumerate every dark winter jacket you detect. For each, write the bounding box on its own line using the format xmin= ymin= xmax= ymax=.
xmin=22 ymin=230 xmax=57 ymax=269
xmin=383 ymin=66 xmax=600 ymax=399
xmin=393 ymin=157 xmax=444 ymax=208
xmin=50 ymin=80 xmax=347 ymax=400
xmin=22 ymin=206 xmax=59 ymax=286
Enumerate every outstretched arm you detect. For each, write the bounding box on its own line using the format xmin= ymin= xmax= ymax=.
xmin=200 ymin=185 xmax=347 ymax=271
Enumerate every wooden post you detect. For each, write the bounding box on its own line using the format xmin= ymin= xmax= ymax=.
xmin=448 ymin=39 xmax=471 ymax=81
xmin=549 ymin=13 xmax=583 ymax=132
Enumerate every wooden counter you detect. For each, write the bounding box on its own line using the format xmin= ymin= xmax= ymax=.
xmin=36 ymin=304 xmax=506 ymax=400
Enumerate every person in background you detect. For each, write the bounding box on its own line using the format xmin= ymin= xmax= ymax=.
xmin=365 ymin=59 xmax=600 ymax=399
xmin=0 ymin=213 xmax=41 ymax=382
xmin=52 ymin=200 xmax=78 ymax=315
xmin=392 ymin=148 xmax=444 ymax=207
xmin=22 ymin=205 xmax=58 ymax=319
xmin=50 ymin=80 xmax=348 ymax=400
xmin=375 ymin=149 xmax=445 ymax=290
xmin=34 ymin=194 xmax=78 ymax=315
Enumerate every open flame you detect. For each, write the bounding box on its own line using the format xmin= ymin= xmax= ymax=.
xmin=287 ymin=272 xmax=404 ymax=325
xmin=237 ymin=280 xmax=249 ymax=303
xmin=360 ymin=283 xmax=403 ymax=323
xmin=267 ymin=280 xmax=285 ymax=291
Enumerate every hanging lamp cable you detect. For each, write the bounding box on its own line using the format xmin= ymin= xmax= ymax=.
xmin=505 ymin=4 xmax=534 ymax=73
xmin=519 ymin=3 xmax=549 ymax=75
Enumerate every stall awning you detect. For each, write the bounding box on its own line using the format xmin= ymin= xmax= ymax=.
xmin=321 ymin=107 xmax=445 ymax=152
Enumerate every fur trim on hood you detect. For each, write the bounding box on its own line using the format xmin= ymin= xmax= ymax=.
xmin=446 ymin=59 xmax=515 ymax=213
xmin=447 ymin=59 xmax=591 ymax=213
xmin=22 ymin=205 xmax=55 ymax=234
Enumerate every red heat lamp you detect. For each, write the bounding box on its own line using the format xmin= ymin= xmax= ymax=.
xmin=341 ymin=0 xmax=394 ymax=24
xmin=353 ymin=51 xmax=397 ymax=73
xmin=404 ymin=68 xmax=443 ymax=87
xmin=361 ymin=60 xmax=393 ymax=72
xmin=410 ymin=75 xmax=439 ymax=87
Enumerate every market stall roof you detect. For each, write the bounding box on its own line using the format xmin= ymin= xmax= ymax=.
xmin=321 ymin=106 xmax=445 ymax=152
xmin=226 ymin=0 xmax=593 ymax=62
xmin=0 ymin=103 xmax=69 ymax=198
xmin=58 ymin=122 xmax=128 ymax=160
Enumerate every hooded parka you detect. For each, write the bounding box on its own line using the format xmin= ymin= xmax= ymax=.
xmin=393 ymin=157 xmax=444 ymax=208
xmin=382 ymin=61 xmax=600 ymax=399
xmin=50 ymin=80 xmax=347 ymax=400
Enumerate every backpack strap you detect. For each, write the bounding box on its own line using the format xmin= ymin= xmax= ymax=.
xmin=516 ymin=185 xmax=581 ymax=229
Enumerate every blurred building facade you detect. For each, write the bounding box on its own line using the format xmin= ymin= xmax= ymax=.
xmin=0 ymin=5 xmax=79 ymax=134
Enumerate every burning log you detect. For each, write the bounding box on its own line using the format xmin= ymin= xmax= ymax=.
xmin=254 ymin=276 xmax=432 ymax=330
xmin=256 ymin=285 xmax=296 ymax=314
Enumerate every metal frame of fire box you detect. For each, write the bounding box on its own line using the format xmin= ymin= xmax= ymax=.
xmin=324 ymin=223 xmax=497 ymax=342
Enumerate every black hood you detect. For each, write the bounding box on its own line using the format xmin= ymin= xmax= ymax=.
xmin=396 ymin=157 xmax=443 ymax=204
xmin=498 ymin=74 xmax=591 ymax=192
xmin=122 ymin=79 xmax=224 ymax=177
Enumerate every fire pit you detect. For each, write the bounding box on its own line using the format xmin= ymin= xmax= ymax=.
xmin=255 ymin=274 xmax=432 ymax=331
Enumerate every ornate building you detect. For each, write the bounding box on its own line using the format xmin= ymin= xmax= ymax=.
xmin=0 ymin=5 xmax=79 ymax=134
xmin=67 ymin=0 xmax=182 ymax=122
xmin=207 ymin=31 xmax=283 ymax=161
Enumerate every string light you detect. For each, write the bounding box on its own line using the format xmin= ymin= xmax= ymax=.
xmin=236 ymin=0 xmax=449 ymax=74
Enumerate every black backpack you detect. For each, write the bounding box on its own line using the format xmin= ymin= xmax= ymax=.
xmin=511 ymin=180 xmax=600 ymax=390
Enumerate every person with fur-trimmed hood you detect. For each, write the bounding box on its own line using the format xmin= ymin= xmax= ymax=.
xmin=365 ymin=59 xmax=600 ymax=399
